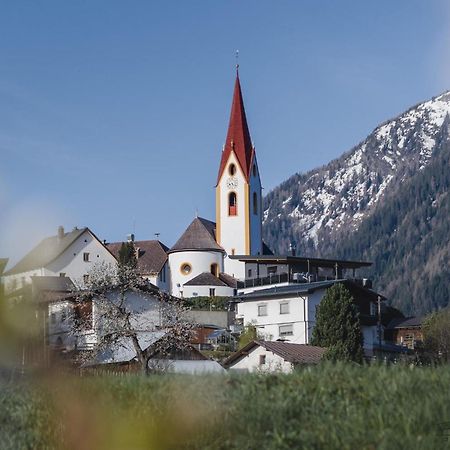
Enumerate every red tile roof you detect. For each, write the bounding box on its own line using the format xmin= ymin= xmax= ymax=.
xmin=107 ymin=240 xmax=168 ymax=275
xmin=217 ymin=73 xmax=255 ymax=184
xmin=224 ymin=340 xmax=326 ymax=367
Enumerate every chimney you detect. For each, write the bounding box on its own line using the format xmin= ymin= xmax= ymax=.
xmin=57 ymin=226 xmax=64 ymax=239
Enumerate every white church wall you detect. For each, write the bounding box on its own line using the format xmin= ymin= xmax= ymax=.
xmin=217 ymin=152 xmax=248 ymax=280
xmin=168 ymin=250 xmax=223 ymax=297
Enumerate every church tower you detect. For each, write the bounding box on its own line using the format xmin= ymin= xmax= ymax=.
xmin=216 ymin=70 xmax=262 ymax=279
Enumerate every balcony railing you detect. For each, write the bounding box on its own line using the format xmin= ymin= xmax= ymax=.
xmin=236 ymin=272 xmax=360 ymax=290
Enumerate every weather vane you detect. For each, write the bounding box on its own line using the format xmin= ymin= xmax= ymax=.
xmin=235 ymin=49 xmax=239 ymax=71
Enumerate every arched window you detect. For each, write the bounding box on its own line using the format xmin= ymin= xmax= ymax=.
xmin=229 ymin=164 xmax=236 ymax=176
xmin=229 ymin=192 xmax=237 ymax=216
xmin=253 ymin=164 xmax=257 ymax=177
xmin=253 ymin=192 xmax=258 ymax=215
xmin=210 ymin=263 xmax=218 ymax=277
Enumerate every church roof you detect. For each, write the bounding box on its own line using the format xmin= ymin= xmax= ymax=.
xmin=169 ymin=217 xmax=224 ymax=254
xmin=217 ymin=72 xmax=255 ymax=184
xmin=107 ymin=240 xmax=168 ymax=275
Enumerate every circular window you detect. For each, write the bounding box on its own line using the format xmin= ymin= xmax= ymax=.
xmin=228 ymin=164 xmax=236 ymax=176
xmin=180 ymin=263 xmax=192 ymax=275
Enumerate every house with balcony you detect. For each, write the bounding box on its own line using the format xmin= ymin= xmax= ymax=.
xmin=231 ymin=255 xmax=385 ymax=357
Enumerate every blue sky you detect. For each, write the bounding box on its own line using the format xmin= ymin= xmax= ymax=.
xmin=1 ymin=1 xmax=450 ymax=266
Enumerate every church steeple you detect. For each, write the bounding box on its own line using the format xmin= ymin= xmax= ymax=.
xmin=217 ymin=72 xmax=254 ymax=184
xmin=215 ymin=70 xmax=263 ymax=278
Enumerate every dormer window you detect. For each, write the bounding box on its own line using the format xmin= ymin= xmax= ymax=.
xmin=229 ymin=192 xmax=237 ymax=216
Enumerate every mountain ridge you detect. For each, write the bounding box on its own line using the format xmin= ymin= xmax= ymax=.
xmin=263 ymin=90 xmax=450 ymax=315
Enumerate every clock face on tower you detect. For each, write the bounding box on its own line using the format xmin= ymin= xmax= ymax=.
xmin=226 ymin=177 xmax=238 ymax=189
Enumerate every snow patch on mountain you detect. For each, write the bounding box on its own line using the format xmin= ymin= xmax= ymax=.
xmin=263 ymin=90 xmax=450 ymax=251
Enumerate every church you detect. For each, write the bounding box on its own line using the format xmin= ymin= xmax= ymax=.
xmin=166 ymin=69 xmax=267 ymax=298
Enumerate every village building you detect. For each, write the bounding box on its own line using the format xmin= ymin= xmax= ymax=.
xmin=1 ymin=226 xmax=117 ymax=296
xmin=224 ymin=340 xmax=325 ymax=373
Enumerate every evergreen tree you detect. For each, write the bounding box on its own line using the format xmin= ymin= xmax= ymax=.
xmin=118 ymin=242 xmax=137 ymax=269
xmin=311 ymin=284 xmax=364 ymax=363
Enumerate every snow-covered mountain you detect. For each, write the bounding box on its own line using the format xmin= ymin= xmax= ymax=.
xmin=263 ymin=91 xmax=450 ymax=255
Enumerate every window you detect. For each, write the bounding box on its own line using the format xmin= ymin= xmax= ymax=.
xmin=228 ymin=192 xmax=237 ymax=216
xmin=280 ymin=302 xmax=289 ymax=315
xmin=51 ymin=313 xmax=56 ymax=324
xmin=268 ymin=266 xmax=277 ymax=275
xmin=83 ymin=274 xmax=89 ymax=284
xmin=228 ymin=163 xmax=236 ymax=176
xmin=83 ymin=252 xmax=90 ymax=262
xmin=258 ymin=304 xmax=267 ymax=316
xmin=210 ymin=263 xmax=218 ymax=277
xmin=247 ymin=268 xmax=252 ymax=278
xmin=209 ymin=288 xmax=216 ymax=297
xmin=253 ymin=164 xmax=257 ymax=177
xmin=259 ymin=354 xmax=266 ymax=366
xmin=370 ymin=302 xmax=377 ymax=316
xmin=253 ymin=192 xmax=258 ymax=215
xmin=180 ymin=263 xmax=192 ymax=275
xmin=279 ymin=324 xmax=294 ymax=337
xmin=59 ymin=272 xmax=66 ymax=277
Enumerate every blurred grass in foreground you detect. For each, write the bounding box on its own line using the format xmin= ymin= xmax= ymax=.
xmin=1 ymin=363 xmax=450 ymax=450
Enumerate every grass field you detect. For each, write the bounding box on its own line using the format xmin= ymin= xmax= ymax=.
xmin=1 ymin=363 xmax=450 ymax=450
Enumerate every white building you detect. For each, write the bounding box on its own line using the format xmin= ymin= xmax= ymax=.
xmin=225 ymin=340 xmax=325 ymax=373
xmin=1 ymin=226 xmax=117 ymax=295
xmin=235 ymin=279 xmax=382 ymax=357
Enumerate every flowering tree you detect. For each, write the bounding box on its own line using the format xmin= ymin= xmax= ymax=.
xmin=72 ymin=262 xmax=195 ymax=374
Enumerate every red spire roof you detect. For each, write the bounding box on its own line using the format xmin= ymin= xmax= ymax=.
xmin=217 ymin=72 xmax=254 ymax=184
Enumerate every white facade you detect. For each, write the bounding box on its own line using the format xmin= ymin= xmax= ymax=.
xmin=236 ymin=286 xmax=378 ymax=355
xmin=48 ymin=289 xmax=169 ymax=352
xmin=217 ymin=152 xmax=262 ymax=280
xmin=46 ymin=229 xmax=117 ymax=288
xmin=147 ymin=261 xmax=170 ymax=292
xmin=168 ymin=250 xmax=223 ymax=297
xmin=182 ymin=283 xmax=234 ymax=298
xmin=2 ymin=228 xmax=117 ymax=294
xmin=229 ymin=344 xmax=293 ymax=373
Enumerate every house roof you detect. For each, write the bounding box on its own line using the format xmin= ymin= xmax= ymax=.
xmin=169 ymin=217 xmax=224 ymax=253
xmin=387 ymin=317 xmax=422 ymax=330
xmin=4 ymin=227 xmax=88 ymax=276
xmin=31 ymin=276 xmax=75 ymax=292
xmin=224 ymin=340 xmax=326 ymax=367
xmin=217 ymin=72 xmax=255 ymax=184
xmin=184 ymin=272 xmax=228 ymax=287
xmin=184 ymin=271 xmax=237 ymax=288
xmin=107 ymin=240 xmax=168 ymax=275
xmin=238 ymin=279 xmax=386 ymax=302
xmin=0 ymin=258 xmax=8 ymax=275
xmin=230 ymin=254 xmax=372 ymax=269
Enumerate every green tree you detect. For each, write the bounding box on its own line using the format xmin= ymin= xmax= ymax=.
xmin=311 ymin=283 xmax=364 ymax=363
xmin=422 ymin=308 xmax=450 ymax=363
xmin=238 ymin=324 xmax=263 ymax=350
xmin=118 ymin=242 xmax=137 ymax=269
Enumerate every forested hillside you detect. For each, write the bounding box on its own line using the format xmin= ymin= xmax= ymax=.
xmin=263 ymin=92 xmax=450 ymax=315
